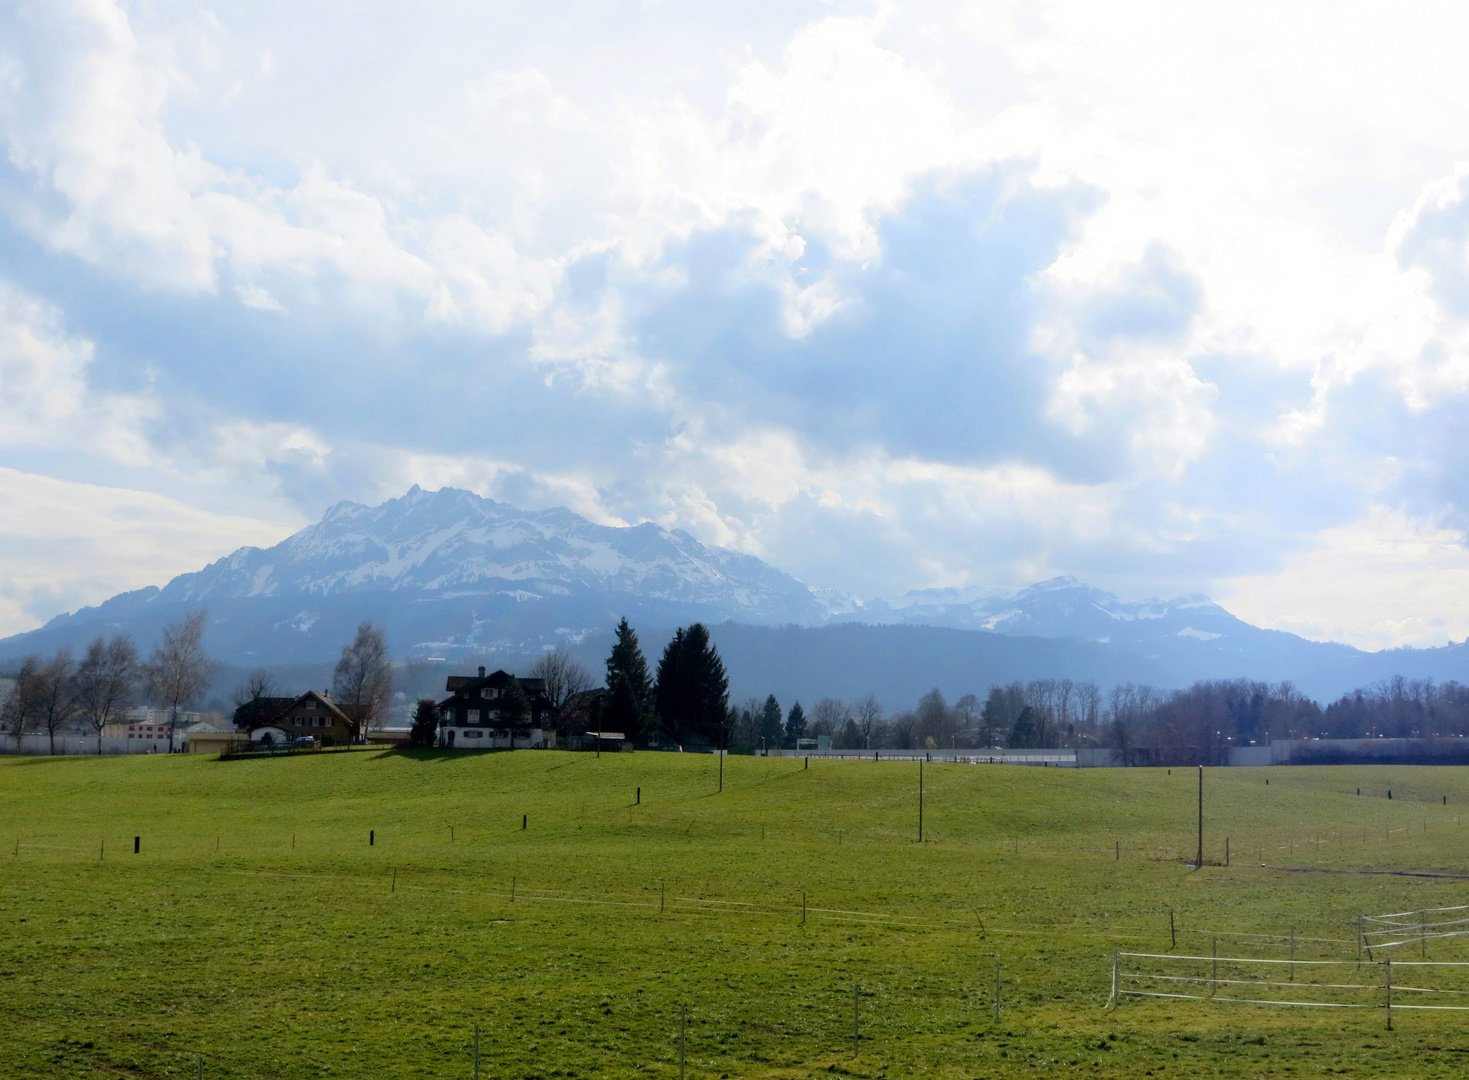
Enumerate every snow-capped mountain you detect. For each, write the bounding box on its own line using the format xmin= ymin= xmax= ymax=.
xmin=3 ymin=489 xmax=1464 ymax=701
xmin=4 ymin=487 xmax=826 ymax=664
xmin=157 ymin=485 xmax=825 ymax=622
xmin=853 ymin=575 xmax=1366 ymax=686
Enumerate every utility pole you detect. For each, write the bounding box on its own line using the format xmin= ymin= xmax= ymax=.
xmin=1196 ymin=765 xmax=1204 ymax=869
xmin=919 ymin=759 xmax=924 ymax=842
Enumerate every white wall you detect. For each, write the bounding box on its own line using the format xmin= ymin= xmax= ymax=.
xmin=0 ymin=734 xmax=182 ymax=755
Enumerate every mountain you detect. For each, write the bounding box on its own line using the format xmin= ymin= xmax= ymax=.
xmin=2 ymin=487 xmax=1466 ymax=702
xmin=851 ymin=575 xmax=1365 ymax=686
xmin=1 ymin=486 xmax=826 ymax=665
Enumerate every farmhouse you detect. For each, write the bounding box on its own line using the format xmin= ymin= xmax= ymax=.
xmin=232 ymin=690 xmax=354 ymax=746
xmin=438 ymin=667 xmax=558 ymax=749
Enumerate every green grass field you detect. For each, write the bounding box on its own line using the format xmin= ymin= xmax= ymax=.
xmin=5 ymin=750 xmax=1469 ymax=1078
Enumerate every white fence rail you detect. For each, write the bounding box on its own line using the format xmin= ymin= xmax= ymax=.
xmin=1111 ymin=950 xmax=1469 ymax=1026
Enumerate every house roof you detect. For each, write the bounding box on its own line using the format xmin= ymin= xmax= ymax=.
xmin=232 ymin=696 xmax=296 ymax=731
xmin=284 ymin=690 xmax=352 ymax=724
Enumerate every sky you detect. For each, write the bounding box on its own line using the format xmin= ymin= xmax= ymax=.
xmin=4 ymin=1 xmax=1469 ymax=650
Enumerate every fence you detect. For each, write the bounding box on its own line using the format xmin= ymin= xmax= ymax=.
xmin=767 ymin=748 xmax=1077 ymax=766
xmin=0 ymin=734 xmax=181 ymax=755
xmin=1362 ymin=905 xmax=1469 ymax=956
xmin=1111 ymin=949 xmax=1469 ymax=1027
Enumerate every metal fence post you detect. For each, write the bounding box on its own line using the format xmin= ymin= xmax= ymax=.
xmin=1211 ymin=936 xmax=1218 ymax=996
xmin=680 ymin=1005 xmax=686 ymax=1080
xmin=853 ymin=983 xmax=860 ymax=1057
xmin=1109 ymin=951 xmax=1120 ymax=1008
xmin=994 ymin=962 xmax=1002 ymax=1024
xmin=474 ymin=1024 xmax=480 ymax=1080
xmin=1386 ymin=959 xmax=1393 ymax=1030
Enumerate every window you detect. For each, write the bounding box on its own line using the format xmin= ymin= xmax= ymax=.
xmin=467 ymin=709 xmax=480 ymax=723
xmin=463 ymin=730 xmax=484 ymax=739
xmin=307 ymin=699 xmax=318 ymax=709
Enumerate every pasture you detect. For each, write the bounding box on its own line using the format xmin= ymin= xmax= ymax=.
xmin=3 ymin=750 xmax=1469 ymax=1078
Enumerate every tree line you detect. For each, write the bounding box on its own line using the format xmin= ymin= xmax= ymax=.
xmin=1 ymin=614 xmax=398 ymax=750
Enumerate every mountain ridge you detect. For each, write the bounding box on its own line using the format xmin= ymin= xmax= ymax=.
xmin=4 ymin=486 xmax=1466 ymax=701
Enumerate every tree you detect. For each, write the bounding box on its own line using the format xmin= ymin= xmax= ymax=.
xmin=854 ymin=694 xmax=882 ymax=749
xmin=1009 ymin=706 xmax=1038 ymax=748
xmin=231 ymin=669 xmax=276 ymax=711
xmin=810 ymin=698 xmax=850 ymax=738
xmin=915 ymin=688 xmax=956 ymax=748
xmin=784 ymin=701 xmax=807 ymax=747
xmin=1 ymin=656 xmax=42 ymax=744
xmin=839 ymin=718 xmax=860 ymax=750
xmin=604 ymin=617 xmax=653 ymax=740
xmin=34 ymin=650 xmax=76 ymax=756
xmin=499 ymin=677 xmax=530 ymax=728
xmin=758 ymin=695 xmax=783 ymax=751
xmin=144 ymin=612 xmax=219 ymax=751
xmin=409 ymin=698 xmax=439 ymax=748
xmin=331 ymin=621 xmax=393 ymax=743
xmin=652 ymin=623 xmax=729 ymax=746
xmin=885 ymin=710 xmax=919 ymax=749
xmin=955 ymin=693 xmax=981 ymax=730
xmin=74 ymin=635 xmax=138 ymax=753
xmin=528 ymin=650 xmax=594 ymax=710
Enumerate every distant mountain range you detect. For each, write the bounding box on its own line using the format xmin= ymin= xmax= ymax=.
xmin=2 ymin=486 xmax=1465 ymax=703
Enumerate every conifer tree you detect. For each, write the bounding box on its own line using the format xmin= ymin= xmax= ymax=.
xmin=784 ymin=701 xmax=806 ymax=747
xmin=653 ymin=623 xmax=729 ymax=745
xmin=759 ymin=694 xmax=784 ymax=750
xmin=604 ymin=617 xmax=653 ymax=739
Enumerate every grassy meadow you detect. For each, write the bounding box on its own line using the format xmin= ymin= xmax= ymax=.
xmin=4 ymin=750 xmax=1469 ymax=1078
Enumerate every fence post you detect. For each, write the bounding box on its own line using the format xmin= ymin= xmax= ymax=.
xmin=1170 ymin=910 xmax=1176 ymax=951
xmin=1109 ymin=951 xmax=1120 ymax=1008
xmin=1357 ymin=915 xmax=1364 ymax=965
xmin=1386 ymin=959 xmax=1393 ymax=1030
xmin=1211 ymin=936 xmax=1218 ymax=996
xmin=1290 ymin=927 xmax=1295 ymax=982
xmin=197 ymin=1054 xmax=203 ymax=1080
xmin=801 ymin=891 xmax=806 ymax=925
xmin=680 ymin=1004 xmax=686 ymax=1080
xmin=854 ymin=983 xmax=861 ymax=1057
xmin=134 ymin=836 xmax=140 ymax=854
xmin=474 ymin=1024 xmax=480 ymax=1080
xmin=1225 ymin=836 xmax=1230 ymax=866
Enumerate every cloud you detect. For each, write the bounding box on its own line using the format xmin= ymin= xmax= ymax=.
xmin=0 ymin=466 xmax=292 ymax=637
xmin=4 ymin=0 xmax=1469 ymax=651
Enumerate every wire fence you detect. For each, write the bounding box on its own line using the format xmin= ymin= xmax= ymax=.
xmin=1110 ymin=949 xmax=1469 ymax=1027
xmin=1362 ymin=905 xmax=1469 ymax=954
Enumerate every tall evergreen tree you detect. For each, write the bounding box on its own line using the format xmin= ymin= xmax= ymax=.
xmin=604 ymin=617 xmax=653 ymax=740
xmin=653 ymin=623 xmax=729 ymax=745
xmin=759 ymin=694 xmax=784 ymax=750
xmin=784 ymin=701 xmax=807 ymax=747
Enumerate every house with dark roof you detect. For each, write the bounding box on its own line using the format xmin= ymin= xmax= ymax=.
xmin=437 ymin=667 xmax=558 ymax=749
xmin=232 ymin=690 xmax=354 ymax=747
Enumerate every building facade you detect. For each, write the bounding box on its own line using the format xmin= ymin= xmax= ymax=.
xmin=437 ymin=667 xmax=557 ymax=749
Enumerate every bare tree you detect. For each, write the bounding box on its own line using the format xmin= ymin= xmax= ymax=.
xmin=810 ymin=697 xmax=851 ymax=737
xmin=884 ymin=710 xmax=919 ymax=749
xmin=853 ymin=694 xmax=882 ymax=749
xmin=145 ymin=611 xmax=220 ymax=751
xmin=528 ymin=650 xmax=594 ymax=710
xmin=332 ymin=621 xmax=393 ymax=742
xmin=915 ymin=688 xmax=957 ymax=748
xmin=74 ymin=636 xmax=138 ymax=753
xmin=232 ymin=669 xmax=276 ymax=710
xmin=1 ymin=656 xmax=43 ymax=744
xmin=954 ymin=693 xmax=981 ymax=731
xmin=36 ymin=649 xmax=77 ymax=755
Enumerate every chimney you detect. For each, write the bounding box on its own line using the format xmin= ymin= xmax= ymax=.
xmin=478 ymin=666 xmax=486 ymax=678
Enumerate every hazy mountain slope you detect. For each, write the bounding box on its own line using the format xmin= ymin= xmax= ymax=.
xmin=4 ymin=488 xmax=1466 ymax=702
